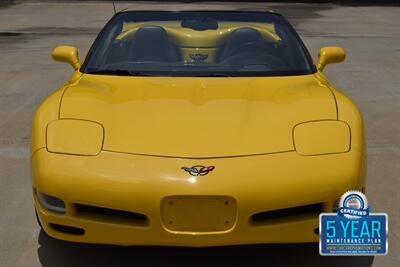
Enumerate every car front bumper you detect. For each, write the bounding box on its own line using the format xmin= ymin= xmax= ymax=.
xmin=32 ymin=148 xmax=365 ymax=246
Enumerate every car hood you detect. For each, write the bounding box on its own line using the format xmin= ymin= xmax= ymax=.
xmin=60 ymin=74 xmax=337 ymax=158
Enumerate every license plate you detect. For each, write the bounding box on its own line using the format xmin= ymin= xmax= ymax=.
xmin=161 ymin=196 xmax=237 ymax=233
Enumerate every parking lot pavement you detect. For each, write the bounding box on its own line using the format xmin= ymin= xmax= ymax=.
xmin=0 ymin=1 xmax=399 ymax=266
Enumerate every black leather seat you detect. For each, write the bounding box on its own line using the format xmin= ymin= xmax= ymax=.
xmin=129 ymin=26 xmax=181 ymax=62
xmin=217 ymin=28 xmax=265 ymax=62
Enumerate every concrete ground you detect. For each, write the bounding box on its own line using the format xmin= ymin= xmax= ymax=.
xmin=0 ymin=1 xmax=399 ymax=266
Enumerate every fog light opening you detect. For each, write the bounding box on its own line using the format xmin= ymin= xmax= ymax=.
xmin=37 ymin=192 xmax=66 ymax=214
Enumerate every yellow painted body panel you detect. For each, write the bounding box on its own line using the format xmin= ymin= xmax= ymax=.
xmin=59 ymin=74 xmax=336 ymax=158
xmin=51 ymin=45 xmax=80 ymax=70
xmin=31 ymin=88 xmax=65 ymax=154
xmin=31 ymin=71 xmax=365 ymax=246
xmin=32 ymin=145 xmax=363 ymax=246
xmin=46 ymin=119 xmax=104 ymax=156
xmin=293 ymin=120 xmax=350 ymax=156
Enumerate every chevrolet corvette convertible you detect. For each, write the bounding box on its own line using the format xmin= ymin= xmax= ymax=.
xmin=31 ymin=10 xmax=365 ymax=246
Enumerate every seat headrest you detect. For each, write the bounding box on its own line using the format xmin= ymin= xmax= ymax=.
xmin=218 ymin=28 xmax=265 ymax=60
xmin=130 ymin=26 xmax=180 ymax=62
xmin=227 ymin=28 xmax=264 ymax=44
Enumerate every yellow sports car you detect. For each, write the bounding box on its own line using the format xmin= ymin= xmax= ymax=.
xmin=31 ymin=10 xmax=365 ymax=246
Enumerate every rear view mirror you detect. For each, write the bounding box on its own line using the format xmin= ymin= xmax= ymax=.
xmin=51 ymin=45 xmax=80 ymax=71
xmin=317 ymin=47 xmax=345 ymax=71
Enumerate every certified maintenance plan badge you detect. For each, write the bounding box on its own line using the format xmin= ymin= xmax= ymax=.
xmin=320 ymin=191 xmax=388 ymax=255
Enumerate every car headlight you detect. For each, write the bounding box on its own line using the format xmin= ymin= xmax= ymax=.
xmin=293 ymin=120 xmax=350 ymax=156
xmin=46 ymin=119 xmax=104 ymax=155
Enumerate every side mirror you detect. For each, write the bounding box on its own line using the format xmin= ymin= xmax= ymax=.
xmin=317 ymin=47 xmax=345 ymax=72
xmin=51 ymin=45 xmax=80 ymax=71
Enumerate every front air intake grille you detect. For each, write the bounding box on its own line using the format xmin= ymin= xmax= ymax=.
xmin=251 ymin=203 xmax=323 ymax=224
xmin=50 ymin=223 xmax=85 ymax=235
xmin=75 ymin=204 xmax=148 ymax=226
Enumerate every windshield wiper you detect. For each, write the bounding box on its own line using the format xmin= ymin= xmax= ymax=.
xmin=86 ymin=69 xmax=155 ymax=76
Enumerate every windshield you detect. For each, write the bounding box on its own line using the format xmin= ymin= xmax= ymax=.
xmin=82 ymin=11 xmax=315 ymax=77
